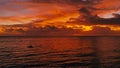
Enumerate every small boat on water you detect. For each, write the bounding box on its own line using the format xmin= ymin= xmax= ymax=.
xmin=27 ymin=45 xmax=33 ymax=48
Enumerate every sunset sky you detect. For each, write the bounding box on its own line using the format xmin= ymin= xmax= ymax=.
xmin=0 ymin=0 xmax=120 ymax=36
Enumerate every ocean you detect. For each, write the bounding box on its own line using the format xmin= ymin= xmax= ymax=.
xmin=0 ymin=36 xmax=120 ymax=68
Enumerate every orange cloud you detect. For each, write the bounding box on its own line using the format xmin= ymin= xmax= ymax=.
xmin=0 ymin=0 xmax=120 ymax=36
xmin=0 ymin=2 xmax=78 ymax=25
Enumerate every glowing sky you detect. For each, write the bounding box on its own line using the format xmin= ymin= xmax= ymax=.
xmin=0 ymin=0 xmax=120 ymax=36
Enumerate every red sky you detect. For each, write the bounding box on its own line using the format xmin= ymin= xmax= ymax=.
xmin=0 ymin=0 xmax=120 ymax=36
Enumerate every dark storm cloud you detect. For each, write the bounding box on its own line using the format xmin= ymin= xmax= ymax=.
xmin=76 ymin=7 xmax=120 ymax=25
xmin=28 ymin=0 xmax=102 ymax=7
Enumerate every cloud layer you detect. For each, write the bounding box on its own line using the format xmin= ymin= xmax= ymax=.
xmin=0 ymin=0 xmax=120 ymax=36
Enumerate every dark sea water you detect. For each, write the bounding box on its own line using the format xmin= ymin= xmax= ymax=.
xmin=0 ymin=36 xmax=120 ymax=68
